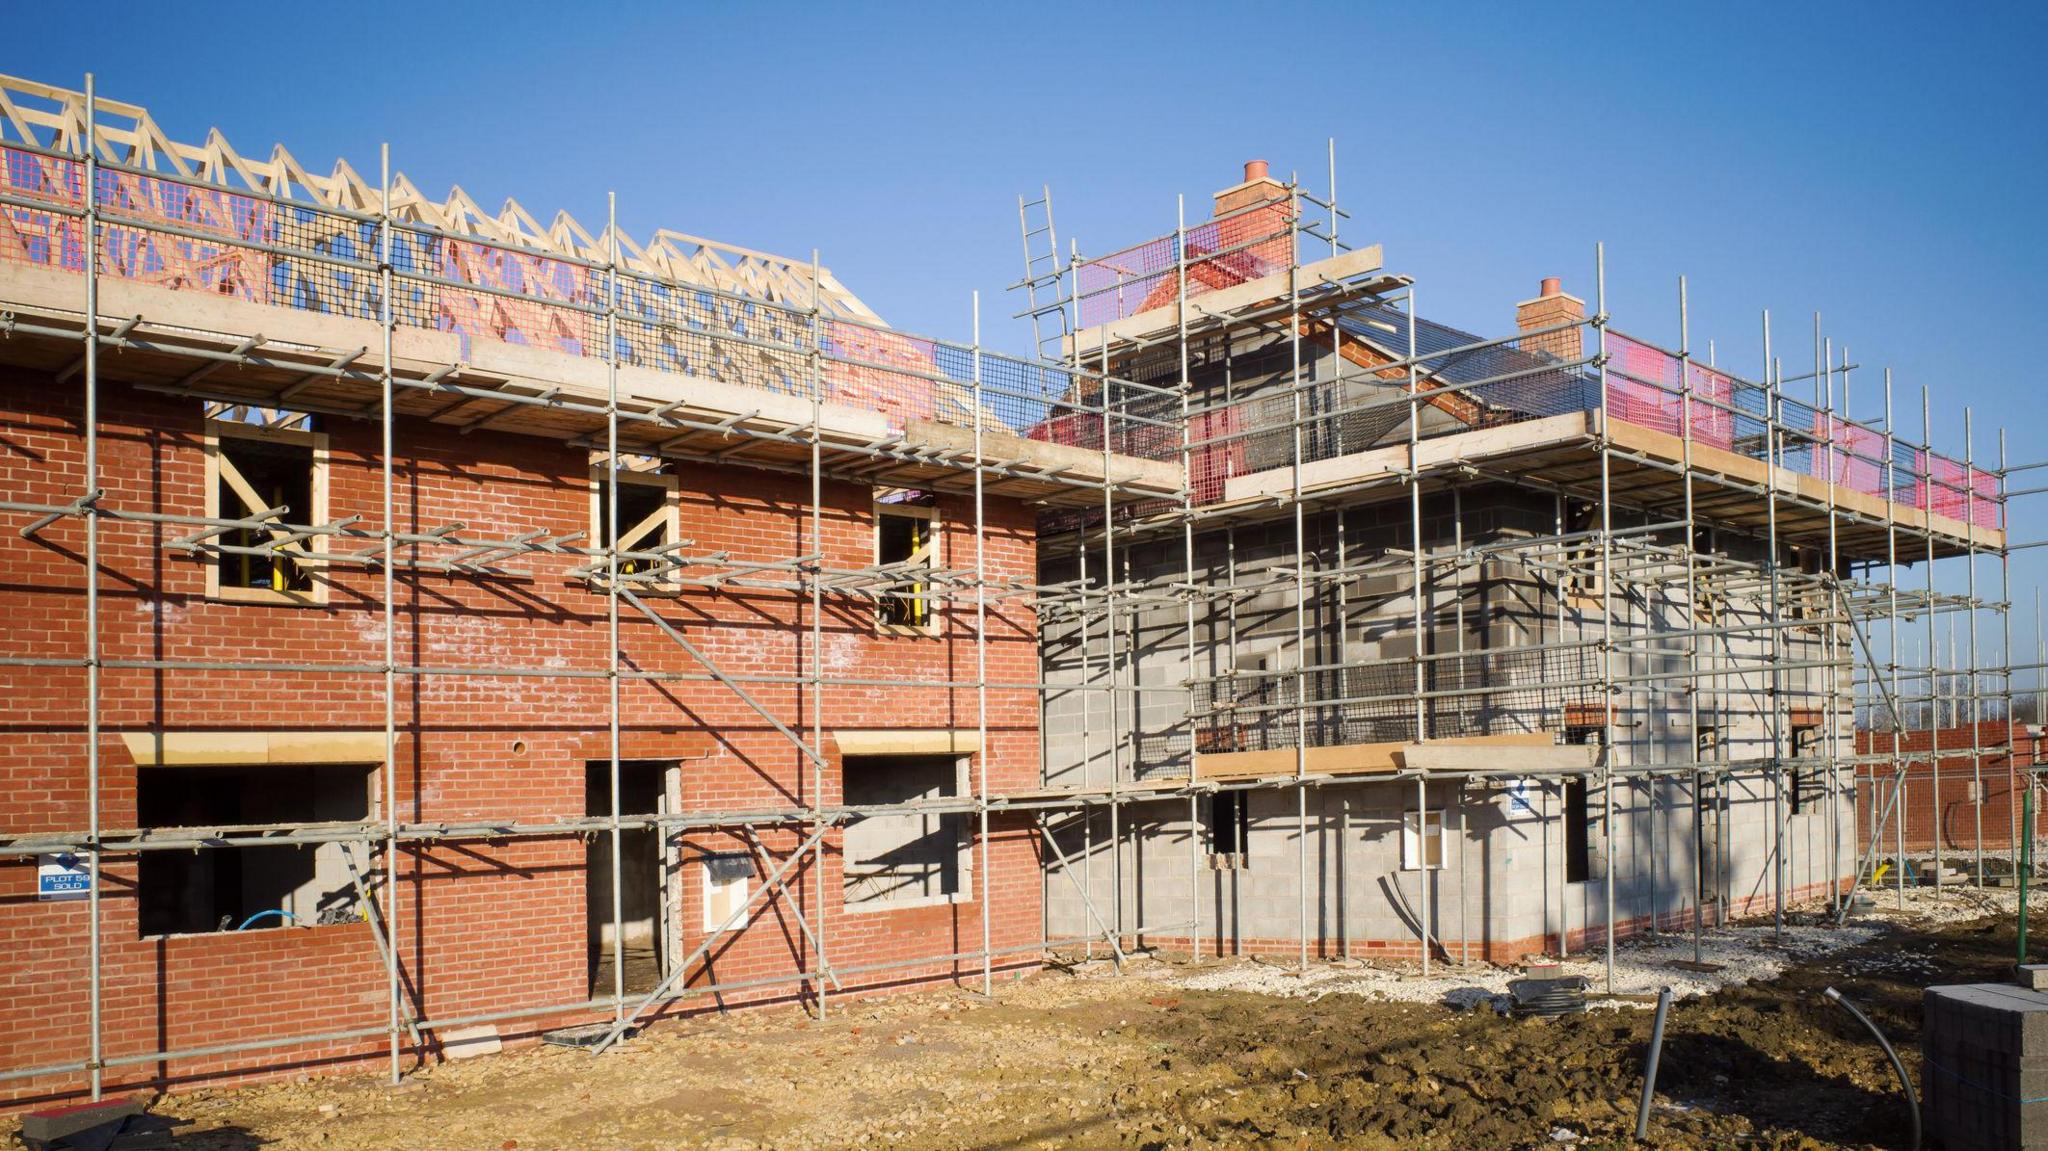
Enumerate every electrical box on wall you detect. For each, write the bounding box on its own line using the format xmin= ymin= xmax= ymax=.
xmin=701 ymin=853 xmax=754 ymax=933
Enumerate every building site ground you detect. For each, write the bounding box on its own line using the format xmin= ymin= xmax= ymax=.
xmin=11 ymin=888 xmax=2023 ymax=1151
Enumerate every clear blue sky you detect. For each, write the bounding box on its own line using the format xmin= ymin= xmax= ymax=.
xmin=8 ymin=0 xmax=2045 ymax=670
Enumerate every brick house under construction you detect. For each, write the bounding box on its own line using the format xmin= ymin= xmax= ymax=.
xmin=0 ymin=73 xmax=2017 ymax=1108
xmin=0 ymin=74 xmax=1177 ymax=1102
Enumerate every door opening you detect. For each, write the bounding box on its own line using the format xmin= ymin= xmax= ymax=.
xmin=587 ymin=760 xmax=668 ymax=996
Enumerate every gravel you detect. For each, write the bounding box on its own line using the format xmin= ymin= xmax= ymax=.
xmin=1170 ymin=883 xmax=2048 ymax=1009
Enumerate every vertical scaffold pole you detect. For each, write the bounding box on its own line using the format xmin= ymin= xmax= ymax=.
xmin=1925 ymin=388 xmax=1941 ymax=895
xmin=1966 ymin=410 xmax=1983 ymax=884
xmin=1453 ymin=488 xmax=1469 ymax=961
xmin=973 ymin=292 xmax=992 ymax=997
xmin=1596 ymin=243 xmax=1615 ymax=990
xmin=1763 ymin=310 xmax=1784 ymax=938
xmin=1289 ymin=183 xmax=1311 ymax=972
xmin=2000 ymin=431 xmax=2015 ymax=879
xmin=1825 ymin=341 xmax=1843 ymax=912
xmin=1679 ymin=276 xmax=1704 ymax=964
xmin=81 ymin=71 xmax=104 ymax=1104
xmin=1553 ymin=495 xmax=1569 ymax=954
xmin=1406 ymin=285 xmax=1428 ymax=976
xmin=1336 ymin=499 xmax=1351 ymax=959
xmin=1098 ymin=325 xmax=1124 ymax=963
xmin=1075 ymin=505 xmax=1096 ymax=963
xmin=379 ymin=141 xmax=403 ymax=1085
xmin=808 ymin=252 xmax=828 ymax=1015
xmin=604 ymin=192 xmax=626 ymax=1021
xmin=1888 ymin=370 xmax=1906 ymax=909
xmin=1177 ymin=194 xmax=1202 ymax=962
xmin=1327 ymin=144 xmax=1344 ymax=965
xmin=1226 ymin=526 xmax=1241 ymax=954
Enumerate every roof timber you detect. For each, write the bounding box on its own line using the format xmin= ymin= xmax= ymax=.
xmin=0 ymin=72 xmax=883 ymax=323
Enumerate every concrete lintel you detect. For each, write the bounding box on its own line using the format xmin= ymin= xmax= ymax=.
xmin=121 ymin=730 xmax=388 ymax=767
xmin=1194 ymin=732 xmax=1557 ymax=782
xmin=832 ymin=729 xmax=983 ymax=757
xmin=1397 ymin=742 xmax=1597 ymax=773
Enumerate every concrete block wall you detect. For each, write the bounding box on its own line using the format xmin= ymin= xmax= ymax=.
xmin=1044 ymin=768 xmax=1855 ymax=961
xmin=0 ymin=370 xmax=1046 ymax=1103
xmin=1040 ymin=484 xmax=1858 ymax=960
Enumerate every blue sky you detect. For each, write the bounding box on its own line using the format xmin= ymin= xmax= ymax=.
xmin=8 ymin=0 xmax=2045 ymax=669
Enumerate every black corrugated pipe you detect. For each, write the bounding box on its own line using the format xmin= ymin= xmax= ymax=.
xmin=1823 ymin=986 xmax=1921 ymax=1151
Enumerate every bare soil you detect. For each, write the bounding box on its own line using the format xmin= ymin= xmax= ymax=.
xmin=13 ymin=910 xmax=2014 ymax=1150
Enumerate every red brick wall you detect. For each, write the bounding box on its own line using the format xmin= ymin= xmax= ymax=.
xmin=0 ymin=370 xmax=1046 ymax=1103
xmin=1854 ymin=722 xmax=2042 ymax=856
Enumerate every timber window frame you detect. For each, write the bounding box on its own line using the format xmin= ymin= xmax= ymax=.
xmin=874 ymin=494 xmax=941 ymax=636
xmin=1400 ymin=807 xmax=1444 ymax=871
xmin=588 ymin=465 xmax=681 ymax=592
xmin=202 ymin=419 xmax=330 ymax=606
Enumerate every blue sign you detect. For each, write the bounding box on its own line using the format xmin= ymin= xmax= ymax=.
xmin=1505 ymin=780 xmax=1537 ymax=816
xmin=38 ymin=853 xmax=90 ymax=900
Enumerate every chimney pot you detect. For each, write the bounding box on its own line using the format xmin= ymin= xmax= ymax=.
xmin=1540 ymin=276 xmax=1562 ymax=298
xmin=1243 ymin=159 xmax=1269 ymax=184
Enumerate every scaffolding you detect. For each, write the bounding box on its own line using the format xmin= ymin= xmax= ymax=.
xmin=0 ymin=71 xmax=1194 ymax=1098
xmin=1020 ymin=152 xmax=2030 ymax=987
xmin=0 ymin=72 xmax=2036 ymax=1104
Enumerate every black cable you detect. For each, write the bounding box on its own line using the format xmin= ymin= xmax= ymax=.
xmin=1823 ymin=986 xmax=1921 ymax=1151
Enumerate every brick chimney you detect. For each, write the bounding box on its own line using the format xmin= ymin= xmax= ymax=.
xmin=1515 ymin=277 xmax=1584 ymax=362
xmin=1211 ymin=159 xmax=1294 ymax=276
xmin=1214 ymin=159 xmax=1284 ymax=216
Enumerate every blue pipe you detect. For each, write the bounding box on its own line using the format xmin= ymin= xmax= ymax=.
xmin=236 ymin=909 xmax=297 ymax=931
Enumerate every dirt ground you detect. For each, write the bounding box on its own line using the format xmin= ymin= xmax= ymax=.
xmin=13 ymin=898 xmax=2026 ymax=1150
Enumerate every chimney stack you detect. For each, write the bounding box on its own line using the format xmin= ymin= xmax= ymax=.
xmin=1213 ymin=158 xmax=1285 ymax=217
xmin=1515 ymin=276 xmax=1584 ymax=363
xmin=1212 ymin=158 xmax=1294 ymax=276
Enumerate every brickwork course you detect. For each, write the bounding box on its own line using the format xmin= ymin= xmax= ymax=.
xmin=1855 ymin=721 xmax=2047 ymax=858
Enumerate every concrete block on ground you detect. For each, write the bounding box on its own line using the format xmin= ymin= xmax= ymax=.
xmin=1925 ymin=984 xmax=2048 ymax=1150
xmin=18 ymin=1097 xmax=145 ymax=1148
xmin=440 ymin=1023 xmax=503 ymax=1060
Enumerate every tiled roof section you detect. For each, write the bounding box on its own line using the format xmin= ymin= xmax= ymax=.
xmin=1336 ymin=303 xmax=1598 ymax=420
